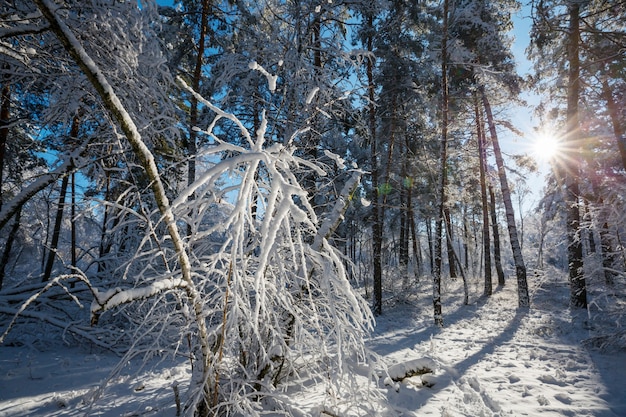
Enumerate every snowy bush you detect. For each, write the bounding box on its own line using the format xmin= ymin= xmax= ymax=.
xmin=80 ymin=68 xmax=374 ymax=415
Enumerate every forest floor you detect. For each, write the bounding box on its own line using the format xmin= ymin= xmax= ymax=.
xmin=1 ymin=268 xmax=625 ymax=416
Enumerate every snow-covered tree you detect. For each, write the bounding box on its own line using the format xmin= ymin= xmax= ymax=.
xmin=0 ymin=1 xmax=376 ymax=415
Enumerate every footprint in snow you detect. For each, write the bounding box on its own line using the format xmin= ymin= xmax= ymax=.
xmin=537 ymin=395 xmax=550 ymax=406
xmin=538 ymin=374 xmax=567 ymax=386
xmin=507 ymin=374 xmax=521 ymax=383
xmin=554 ymin=393 xmax=573 ymax=404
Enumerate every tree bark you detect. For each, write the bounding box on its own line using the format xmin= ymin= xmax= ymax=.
xmin=444 ymin=207 xmax=457 ymax=278
xmin=366 ymin=15 xmax=382 ymax=316
xmin=601 ymin=73 xmax=626 ymax=171
xmin=408 ymin=184 xmax=421 ymax=278
xmin=185 ymin=0 xmax=210 ymax=238
xmin=0 ymin=72 xmax=10 ymax=212
xmin=475 ymin=94 xmax=492 ymax=296
xmin=42 ymin=170 xmax=70 ymax=282
xmin=444 ymin=213 xmax=468 ymax=305
xmin=488 ymin=184 xmax=505 ymax=285
xmin=426 ymin=218 xmax=433 ymax=274
xmin=583 ymin=200 xmax=595 ymax=254
xmin=564 ymin=1 xmax=586 ymax=308
xmin=480 ymin=86 xmax=529 ymax=307
xmin=0 ymin=207 xmax=20 ymax=290
xmin=599 ymin=219 xmax=617 ymax=285
xmin=433 ymin=0 xmax=450 ymax=327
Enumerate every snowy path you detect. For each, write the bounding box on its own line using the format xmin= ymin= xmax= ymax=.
xmin=369 ymin=275 xmax=626 ymax=417
xmin=1 ymin=272 xmax=625 ymax=416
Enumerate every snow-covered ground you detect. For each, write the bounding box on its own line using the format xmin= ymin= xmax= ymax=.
xmin=1 ymin=269 xmax=625 ymax=416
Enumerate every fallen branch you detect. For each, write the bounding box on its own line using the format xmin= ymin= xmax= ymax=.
xmin=0 ymin=306 xmax=123 ymax=354
xmin=0 ymin=273 xmax=90 ymax=343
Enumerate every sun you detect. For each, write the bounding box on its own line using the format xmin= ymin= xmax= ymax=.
xmin=532 ymin=131 xmax=562 ymax=163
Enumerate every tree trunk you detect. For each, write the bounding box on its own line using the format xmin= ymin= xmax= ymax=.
xmin=408 ymin=185 xmax=421 ymax=278
xmin=0 ymin=72 xmax=10 ymax=212
xmin=70 ymin=171 xmax=77 ymax=288
xmin=71 ymin=172 xmax=77 ymax=268
xmin=617 ymin=230 xmax=626 ymax=271
xmin=366 ymin=15 xmax=382 ymax=316
xmin=0 ymin=156 xmax=77 ymax=232
xmin=98 ymin=169 xmax=112 ymax=275
xmin=444 ymin=207 xmax=457 ymax=278
xmin=475 ymin=94 xmax=492 ymax=296
xmin=601 ymin=73 xmax=626 ymax=171
xmin=399 ymin=186 xmax=409 ymax=268
xmin=426 ymin=218 xmax=433 ymax=274
xmin=480 ymin=86 xmax=529 ymax=307
xmin=0 ymin=208 xmax=20 ymax=290
xmin=445 ymin=214 xmax=469 ymax=305
xmin=583 ymin=199 xmax=595 ymax=254
xmin=463 ymin=216 xmax=469 ymax=271
xmin=42 ymin=171 xmax=70 ymax=282
xmin=489 ymin=184 xmax=505 ymax=285
xmin=185 ymin=0 xmax=210 ymax=238
xmin=599 ymin=220 xmax=617 ymax=285
xmin=564 ymin=1 xmax=586 ymax=308
xmin=42 ymin=114 xmax=80 ymax=282
xmin=433 ymin=0 xmax=450 ymax=327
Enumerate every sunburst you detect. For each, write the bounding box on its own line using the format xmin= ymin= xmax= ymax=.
xmin=532 ymin=130 xmax=562 ymax=163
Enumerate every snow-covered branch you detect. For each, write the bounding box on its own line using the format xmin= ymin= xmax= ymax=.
xmin=0 ymin=142 xmax=86 ymax=231
xmin=90 ymin=278 xmax=188 ymax=324
xmin=312 ymin=169 xmax=363 ymax=252
xmin=32 ymin=0 xmax=213 ymax=404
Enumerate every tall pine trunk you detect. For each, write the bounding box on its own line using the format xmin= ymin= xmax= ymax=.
xmin=433 ymin=0 xmax=450 ymax=327
xmin=480 ymin=85 xmax=529 ymax=307
xmin=475 ymin=94 xmax=492 ymax=296
xmin=42 ymin=171 xmax=70 ymax=282
xmin=0 ymin=69 xmax=10 ymax=212
xmin=426 ymin=219 xmax=434 ymax=274
xmin=489 ymin=184 xmax=505 ymax=285
xmin=601 ymin=73 xmax=626 ymax=171
xmin=366 ymin=15 xmax=382 ymax=316
xmin=42 ymin=114 xmax=79 ymax=282
xmin=70 ymin=171 xmax=77 ymax=288
xmin=185 ymin=0 xmax=210 ymax=238
xmin=0 ymin=208 xmax=20 ymax=290
xmin=599 ymin=218 xmax=617 ymax=285
xmin=565 ymin=2 xmax=587 ymax=308
xmin=444 ymin=207 xmax=457 ymax=278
